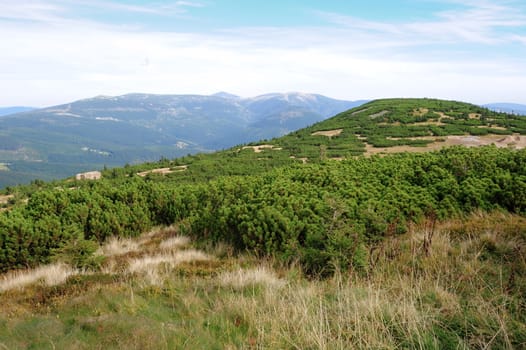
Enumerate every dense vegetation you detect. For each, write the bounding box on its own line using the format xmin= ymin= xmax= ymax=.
xmin=270 ymin=98 xmax=524 ymax=158
xmin=1 ymin=98 xmax=525 ymax=348
xmin=1 ymin=98 xmax=526 ymax=274
xmin=1 ymin=97 xmax=525 ymax=188
xmin=1 ymin=145 xmax=525 ymax=276
xmin=1 ymin=211 xmax=525 ymax=349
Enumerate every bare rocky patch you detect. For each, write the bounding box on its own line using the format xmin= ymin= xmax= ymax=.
xmin=290 ymin=156 xmax=308 ymax=164
xmin=364 ymin=133 xmax=526 ymax=156
xmin=351 ymin=107 xmax=370 ymax=115
xmin=242 ymin=145 xmax=281 ymax=153
xmin=311 ymin=129 xmax=343 ymax=138
xmin=409 ymin=120 xmax=445 ymax=126
xmin=137 ymin=166 xmax=187 ymax=177
xmin=369 ymin=110 xmax=389 ymax=119
xmin=412 ymin=108 xmax=429 ymax=116
xmin=0 ymin=194 xmax=14 ymax=205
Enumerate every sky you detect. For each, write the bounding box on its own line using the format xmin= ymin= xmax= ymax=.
xmin=1 ymin=0 xmax=526 ymax=107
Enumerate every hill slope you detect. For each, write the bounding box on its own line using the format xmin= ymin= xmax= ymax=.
xmin=1 ymin=98 xmax=525 ymax=349
xmin=0 ymin=93 xmax=363 ymax=187
xmin=111 ymin=98 xmax=525 ymax=184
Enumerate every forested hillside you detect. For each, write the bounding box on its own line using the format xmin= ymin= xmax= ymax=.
xmin=1 ymin=98 xmax=525 ymax=348
xmin=1 ymin=98 xmax=525 ymax=272
xmin=1 ymin=145 xmax=525 ymax=274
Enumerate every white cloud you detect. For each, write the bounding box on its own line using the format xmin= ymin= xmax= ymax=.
xmin=321 ymin=0 xmax=526 ymax=45
xmin=1 ymin=0 xmax=525 ymax=106
xmin=65 ymin=0 xmax=205 ymax=15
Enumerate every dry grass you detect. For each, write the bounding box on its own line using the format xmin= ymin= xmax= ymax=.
xmin=0 ymin=263 xmax=79 ymax=292
xmin=221 ymin=272 xmax=434 ymax=349
xmin=127 ymin=250 xmax=211 ymax=286
xmin=137 ymin=225 xmax=182 ymax=248
xmin=99 ymin=236 xmax=141 ymax=257
xmin=127 ymin=250 xmax=211 ymax=274
xmin=218 ymin=266 xmax=286 ymax=290
xmin=1 ymin=216 xmax=524 ymax=349
xmin=0 ymin=228 xmax=198 ymax=291
xmin=159 ymin=236 xmax=191 ymax=251
xmin=214 ymin=211 xmax=526 ymax=349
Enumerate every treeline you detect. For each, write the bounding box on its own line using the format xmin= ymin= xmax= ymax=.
xmin=1 ymin=146 xmax=525 ymax=274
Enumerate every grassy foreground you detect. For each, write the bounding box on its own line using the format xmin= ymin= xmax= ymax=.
xmin=0 ymin=211 xmax=525 ymax=349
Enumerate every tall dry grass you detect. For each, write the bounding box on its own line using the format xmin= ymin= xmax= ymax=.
xmin=0 ymin=263 xmax=79 ymax=292
xmin=1 ymin=213 xmax=524 ymax=349
xmin=127 ymin=250 xmax=211 ymax=285
xmin=98 ymin=236 xmax=141 ymax=257
xmin=158 ymin=236 xmax=190 ymax=251
xmin=218 ymin=266 xmax=286 ymax=290
xmin=209 ymin=211 xmax=525 ymax=349
xmin=127 ymin=249 xmax=211 ymax=274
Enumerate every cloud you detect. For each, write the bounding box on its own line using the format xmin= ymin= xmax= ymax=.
xmin=0 ymin=1 xmax=66 ymax=23
xmin=321 ymin=0 xmax=526 ymax=45
xmin=0 ymin=0 xmax=205 ymax=23
xmin=68 ymin=0 xmax=205 ymax=15
xmin=0 ymin=0 xmax=525 ymax=106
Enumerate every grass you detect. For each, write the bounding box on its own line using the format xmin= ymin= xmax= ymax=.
xmin=0 ymin=263 xmax=80 ymax=292
xmin=0 ymin=211 xmax=525 ymax=349
xmin=98 ymin=236 xmax=141 ymax=257
xmin=158 ymin=236 xmax=191 ymax=251
xmin=218 ymin=266 xmax=286 ymax=290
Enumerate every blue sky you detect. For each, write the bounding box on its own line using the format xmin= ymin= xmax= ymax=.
xmin=1 ymin=0 xmax=526 ymax=106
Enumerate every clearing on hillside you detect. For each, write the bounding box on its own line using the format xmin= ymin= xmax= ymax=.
xmin=311 ymin=129 xmax=343 ymax=137
xmin=364 ymin=134 xmax=526 ymax=155
xmin=242 ymin=145 xmax=282 ymax=153
xmin=137 ymin=166 xmax=187 ymax=177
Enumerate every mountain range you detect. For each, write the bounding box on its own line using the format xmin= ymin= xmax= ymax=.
xmin=483 ymin=103 xmax=526 ymax=115
xmin=0 ymin=106 xmax=35 ymax=117
xmin=0 ymin=92 xmax=365 ymax=187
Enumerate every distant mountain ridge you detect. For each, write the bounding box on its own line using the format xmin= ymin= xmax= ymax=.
xmin=0 ymin=92 xmax=365 ymax=187
xmin=0 ymin=106 xmax=35 ymax=116
xmin=483 ymin=103 xmax=526 ymax=115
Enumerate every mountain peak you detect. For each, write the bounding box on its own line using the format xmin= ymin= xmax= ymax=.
xmin=211 ymin=92 xmax=240 ymax=99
